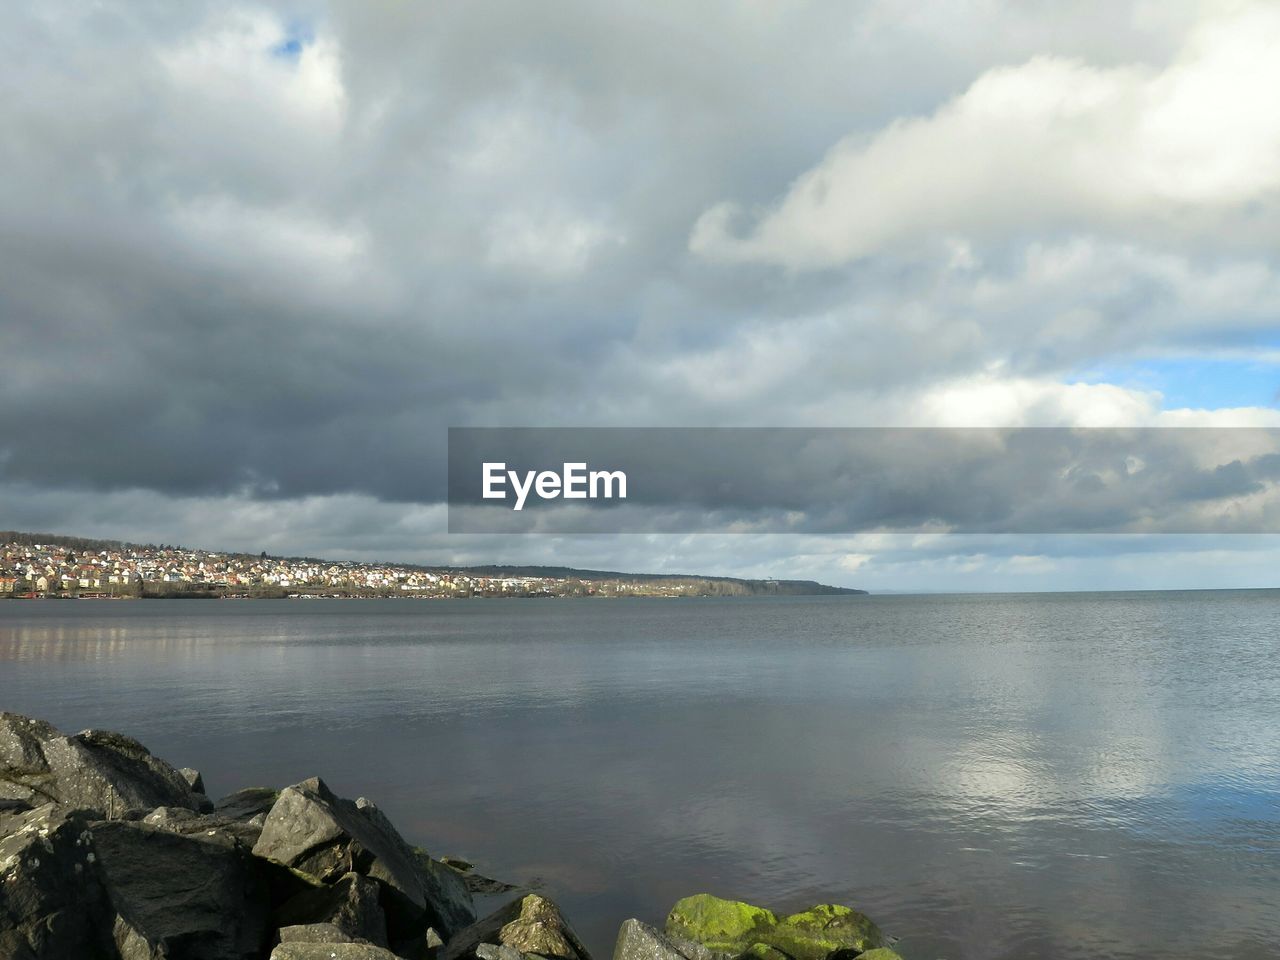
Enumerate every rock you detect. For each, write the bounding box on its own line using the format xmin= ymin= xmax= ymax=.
xmin=0 ymin=802 xmax=114 ymax=959
xmin=41 ymin=729 xmax=201 ymax=816
xmin=1 ymin=716 xmax=202 ymax=817
xmin=767 ymin=905 xmax=884 ymax=960
xmin=274 ymin=872 xmax=389 ymax=948
xmin=441 ymin=900 xmax=526 ymax=960
xmin=178 ymin=769 xmax=216 ymax=812
xmin=476 ymin=944 xmax=525 ymax=960
xmin=0 ymin=714 xmax=59 ymax=770
xmin=499 ymin=893 xmax=591 ymax=960
xmin=612 ymin=919 xmax=730 ymax=960
xmin=391 ymin=925 xmax=446 ymax=960
xmin=664 ymin=897 xmax=884 ymax=960
xmin=141 ymin=804 xmax=268 ymax=848
xmin=664 ymin=896 xmax=775 ymax=955
xmin=402 ymin=843 xmax=479 ymax=933
xmin=432 ymin=856 xmax=517 ymax=896
xmin=271 ymin=944 xmax=404 ymax=959
xmin=254 ymin=778 xmax=475 ymax=941
xmin=0 ymin=776 xmax=52 ymax=810
xmin=216 ymin=786 xmax=280 ymax=822
xmin=439 ymin=859 xmax=518 ymax=896
xmin=140 ymin=805 xmax=200 ymax=827
xmin=278 ymin=922 xmax=358 ymax=944
xmin=357 ymin=798 xmax=475 ymax=929
xmin=390 ymin=925 xmax=449 ymax=960
xmin=462 ymin=873 xmax=519 ymax=895
xmin=443 ymin=894 xmax=590 ymax=960
xmin=91 ymin=819 xmax=270 ymax=959
xmin=0 ymin=714 xmax=61 ymax=808
xmin=7 ymin=717 xmax=900 ymax=960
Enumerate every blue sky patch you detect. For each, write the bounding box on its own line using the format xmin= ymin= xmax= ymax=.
xmin=1075 ymin=352 xmax=1280 ymax=411
xmin=270 ymin=21 xmax=314 ymax=61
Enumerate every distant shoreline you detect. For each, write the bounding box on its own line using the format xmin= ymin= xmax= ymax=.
xmin=2 ymin=590 xmax=868 ymax=601
xmin=1 ymin=530 xmax=867 ymax=601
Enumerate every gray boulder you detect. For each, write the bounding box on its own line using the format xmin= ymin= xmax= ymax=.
xmin=1 ymin=715 xmax=202 ymax=817
xmin=0 ymin=802 xmax=114 ymax=959
xmin=274 ymin=871 xmax=389 ymax=948
xmin=443 ymin=894 xmax=591 ymax=960
xmin=0 ymin=714 xmax=61 ymax=808
xmin=476 ymin=944 xmax=525 ymax=960
xmin=0 ymin=714 xmax=59 ymax=770
xmin=271 ymin=943 xmax=403 ymax=959
xmin=135 ymin=805 xmax=315 ymax=918
xmin=44 ymin=728 xmax=200 ymax=816
xmin=92 ymin=819 xmax=270 ymax=959
xmin=254 ymin=778 xmax=475 ymax=940
xmin=215 ymin=786 xmax=280 ymax=822
xmin=613 ymin=920 xmax=729 ymax=960
xmin=141 ymin=804 xmax=267 ymax=848
xmin=279 ymin=922 xmax=359 ymax=943
xmin=178 ymin=768 xmax=217 ymax=812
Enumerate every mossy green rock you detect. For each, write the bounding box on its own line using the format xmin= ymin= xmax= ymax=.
xmin=853 ymin=950 xmax=903 ymax=960
xmin=770 ymin=904 xmax=885 ymax=959
xmin=666 ymin=896 xmax=777 ymax=953
xmin=665 ymin=896 xmax=885 ymax=960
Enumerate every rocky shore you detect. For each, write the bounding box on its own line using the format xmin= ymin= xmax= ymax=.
xmin=1 ymin=713 xmax=904 ymax=960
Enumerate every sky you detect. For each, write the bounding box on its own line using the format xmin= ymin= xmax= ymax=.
xmin=2 ymin=0 xmax=1279 ymax=592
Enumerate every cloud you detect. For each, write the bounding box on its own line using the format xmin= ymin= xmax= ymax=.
xmin=486 ymin=207 xmax=624 ymax=278
xmin=168 ymin=195 xmax=367 ymax=280
xmin=915 ymin=377 xmax=1162 ymax=427
xmin=158 ymin=8 xmax=347 ymax=133
xmin=691 ymin=4 xmax=1280 ymax=268
xmin=1 ymin=0 xmax=1278 ymax=586
xmin=447 ymin=427 xmax=1280 ymax=536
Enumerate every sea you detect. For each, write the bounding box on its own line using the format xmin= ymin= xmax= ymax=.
xmin=1 ymin=592 xmax=1277 ymax=959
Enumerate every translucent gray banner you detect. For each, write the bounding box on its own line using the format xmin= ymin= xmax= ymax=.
xmin=447 ymin=427 xmax=1280 ymax=534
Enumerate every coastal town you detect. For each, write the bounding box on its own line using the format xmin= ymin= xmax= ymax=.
xmin=0 ymin=537 xmax=627 ymax=599
xmin=0 ymin=533 xmax=858 ymax=600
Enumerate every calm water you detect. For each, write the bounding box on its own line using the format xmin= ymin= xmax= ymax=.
xmin=1 ymin=594 xmax=1277 ymax=960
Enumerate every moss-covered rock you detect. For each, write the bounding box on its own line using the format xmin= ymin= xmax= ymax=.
xmin=851 ymin=950 xmax=903 ymax=960
xmin=664 ymin=896 xmax=886 ymax=960
xmin=769 ymin=904 xmax=884 ymax=959
xmin=665 ymin=895 xmax=777 ymax=953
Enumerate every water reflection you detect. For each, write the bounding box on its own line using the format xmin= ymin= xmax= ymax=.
xmin=1 ymin=594 xmax=1278 ymax=960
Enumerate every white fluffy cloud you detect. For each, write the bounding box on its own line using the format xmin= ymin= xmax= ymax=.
xmin=691 ymin=3 xmax=1280 ymax=268
xmin=159 ymin=8 xmax=347 ymax=132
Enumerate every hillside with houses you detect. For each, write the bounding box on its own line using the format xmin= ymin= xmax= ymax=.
xmin=0 ymin=533 xmax=864 ymax=600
